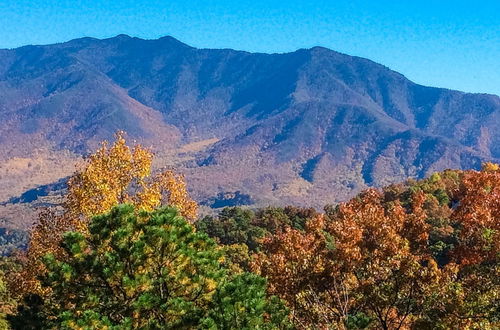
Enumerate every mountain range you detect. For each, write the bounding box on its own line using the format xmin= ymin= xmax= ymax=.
xmin=0 ymin=34 xmax=499 ymax=229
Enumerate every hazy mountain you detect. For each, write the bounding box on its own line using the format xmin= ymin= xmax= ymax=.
xmin=0 ymin=34 xmax=498 ymax=224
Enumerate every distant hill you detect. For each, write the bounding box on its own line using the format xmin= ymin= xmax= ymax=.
xmin=0 ymin=35 xmax=499 ymax=227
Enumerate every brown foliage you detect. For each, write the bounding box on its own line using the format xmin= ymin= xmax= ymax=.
xmin=452 ymin=165 xmax=500 ymax=265
xmin=254 ymin=189 xmax=447 ymax=328
xmin=253 ymin=165 xmax=500 ymax=329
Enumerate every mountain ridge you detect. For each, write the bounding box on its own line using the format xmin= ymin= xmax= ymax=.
xmin=8 ymin=34 xmax=497 ymax=97
xmin=0 ymin=35 xmax=498 ymax=228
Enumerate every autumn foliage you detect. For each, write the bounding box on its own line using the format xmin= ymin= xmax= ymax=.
xmin=248 ymin=169 xmax=500 ymax=329
xmin=452 ymin=163 xmax=500 ymax=265
xmin=1 ymin=132 xmax=499 ymax=329
xmin=9 ymin=132 xmax=198 ymax=297
xmin=66 ymin=131 xmax=197 ymax=221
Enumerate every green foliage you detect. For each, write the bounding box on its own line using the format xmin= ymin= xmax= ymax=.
xmin=345 ymin=312 xmax=371 ymax=329
xmin=4 ymin=166 xmax=499 ymax=329
xmin=0 ymin=257 xmax=21 ymax=330
xmin=10 ymin=205 xmax=289 ymax=329
xmin=253 ymin=207 xmax=290 ymax=234
xmin=201 ymin=273 xmax=292 ymax=329
xmin=254 ymin=206 xmax=317 ymax=233
xmin=196 ymin=206 xmax=318 ymax=253
xmin=221 ymin=243 xmax=252 ymax=273
xmin=433 ymin=188 xmax=450 ymax=206
xmin=0 ymin=276 xmax=10 ymax=330
xmin=196 ymin=207 xmax=265 ymax=251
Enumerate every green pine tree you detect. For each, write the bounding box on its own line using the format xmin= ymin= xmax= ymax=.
xmin=10 ymin=205 xmax=290 ymax=329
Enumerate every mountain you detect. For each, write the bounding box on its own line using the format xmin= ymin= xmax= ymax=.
xmin=0 ymin=35 xmax=499 ymax=227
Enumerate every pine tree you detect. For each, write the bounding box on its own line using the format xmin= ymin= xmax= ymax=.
xmin=10 ymin=205 xmax=289 ymax=329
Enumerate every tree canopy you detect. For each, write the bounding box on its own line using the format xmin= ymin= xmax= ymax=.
xmin=9 ymin=205 xmax=290 ymax=329
xmin=10 ymin=132 xmax=198 ymax=296
xmin=1 ymin=131 xmax=498 ymax=329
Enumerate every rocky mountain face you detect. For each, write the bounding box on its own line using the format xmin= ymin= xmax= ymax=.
xmin=0 ymin=35 xmax=499 ymax=226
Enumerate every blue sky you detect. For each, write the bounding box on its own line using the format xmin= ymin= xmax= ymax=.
xmin=0 ymin=0 xmax=498 ymax=95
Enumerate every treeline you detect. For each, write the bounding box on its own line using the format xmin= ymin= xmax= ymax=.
xmin=0 ymin=229 xmax=27 ymax=257
xmin=0 ymin=133 xmax=498 ymax=329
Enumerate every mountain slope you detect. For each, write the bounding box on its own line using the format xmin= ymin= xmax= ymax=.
xmin=0 ymin=35 xmax=498 ymax=222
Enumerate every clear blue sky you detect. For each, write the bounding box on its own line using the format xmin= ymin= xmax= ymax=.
xmin=0 ymin=0 xmax=498 ymax=95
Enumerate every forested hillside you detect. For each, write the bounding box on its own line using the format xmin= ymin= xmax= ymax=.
xmin=1 ymin=35 xmax=499 ymax=227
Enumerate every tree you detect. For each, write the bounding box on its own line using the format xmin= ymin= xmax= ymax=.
xmin=252 ymin=206 xmax=318 ymax=234
xmin=0 ymin=257 xmax=22 ymax=330
xmin=196 ymin=206 xmax=319 ymax=253
xmin=438 ymin=164 xmax=500 ymax=328
xmin=0 ymin=271 xmax=13 ymax=330
xmin=196 ymin=207 xmax=265 ymax=252
xmin=251 ymin=215 xmax=342 ymax=327
xmin=10 ymin=205 xmax=289 ymax=329
xmin=9 ymin=132 xmax=198 ymax=297
xmin=254 ymin=190 xmax=447 ymax=329
xmin=10 ymin=210 xmax=75 ymax=296
xmin=452 ymin=165 xmax=500 ymax=265
xmin=66 ymin=131 xmax=197 ymax=222
xmin=201 ymin=273 xmax=292 ymax=329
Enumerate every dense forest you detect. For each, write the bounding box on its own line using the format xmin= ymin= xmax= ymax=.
xmin=0 ymin=133 xmax=498 ymax=329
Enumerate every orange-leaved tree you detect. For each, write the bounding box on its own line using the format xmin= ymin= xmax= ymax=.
xmin=327 ymin=189 xmax=444 ymax=329
xmin=437 ymin=163 xmax=500 ymax=328
xmin=253 ymin=189 xmax=446 ymax=329
xmin=10 ymin=131 xmax=198 ymax=296
xmin=452 ymin=162 xmax=500 ymax=265
xmin=251 ymin=215 xmax=338 ymax=326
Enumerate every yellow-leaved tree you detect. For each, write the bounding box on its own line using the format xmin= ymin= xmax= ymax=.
xmin=66 ymin=131 xmax=197 ymax=224
xmin=10 ymin=131 xmax=198 ymax=295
